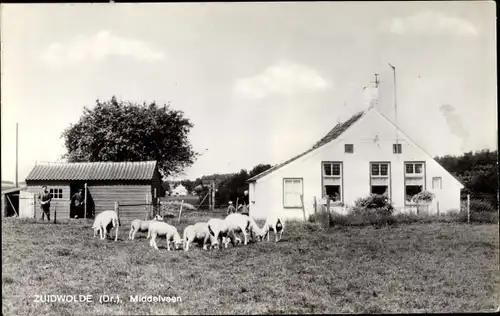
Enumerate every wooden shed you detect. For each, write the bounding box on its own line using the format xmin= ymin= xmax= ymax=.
xmin=2 ymin=186 xmax=28 ymax=217
xmin=24 ymin=160 xmax=162 ymax=223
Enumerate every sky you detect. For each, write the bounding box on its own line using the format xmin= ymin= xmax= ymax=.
xmin=1 ymin=2 xmax=497 ymax=182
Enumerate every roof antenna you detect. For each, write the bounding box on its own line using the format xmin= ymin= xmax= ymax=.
xmin=371 ymin=73 xmax=380 ymax=88
xmin=368 ymin=73 xmax=379 ymax=109
xmin=388 ymin=63 xmax=399 ymax=145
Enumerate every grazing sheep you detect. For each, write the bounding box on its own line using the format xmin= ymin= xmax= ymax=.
xmin=128 ymin=215 xmax=163 ymax=240
xmin=148 ymin=221 xmax=183 ymax=251
xmin=207 ymin=218 xmax=235 ymax=249
xmin=91 ymin=210 xmax=120 ymax=241
xmin=224 ymin=213 xmax=262 ymax=246
xmin=260 ymin=215 xmax=285 ymax=242
xmin=183 ymin=222 xmax=223 ymax=251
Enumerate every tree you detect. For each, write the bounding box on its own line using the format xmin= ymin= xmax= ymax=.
xmin=61 ymin=96 xmax=198 ymax=177
xmin=161 ymin=182 xmax=171 ymax=195
xmin=249 ymin=164 xmax=273 ymax=178
xmin=435 ymin=149 xmax=498 ymax=207
xmin=180 ymin=180 xmax=195 ymax=194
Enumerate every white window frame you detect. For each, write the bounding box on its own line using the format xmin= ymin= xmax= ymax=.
xmin=370 ymin=162 xmax=391 ymax=198
xmin=432 ymin=177 xmax=442 ymax=190
xmin=283 ymin=178 xmax=303 ymax=208
xmin=322 ymin=162 xmax=343 ymax=203
xmin=404 ymin=162 xmax=425 ymax=205
xmin=393 ymin=143 xmax=402 ymax=154
xmin=49 ymin=188 xmax=63 ymax=199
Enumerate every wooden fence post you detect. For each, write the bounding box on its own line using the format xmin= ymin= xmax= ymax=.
xmin=84 ymin=183 xmax=88 ymax=219
xmin=212 ymin=181 xmax=215 ymax=211
xmin=467 ymin=194 xmax=470 ymax=224
xmin=53 ymin=205 xmax=57 ymax=224
xmin=327 ymin=198 xmax=331 ymax=213
xmin=300 ymin=194 xmax=306 ymax=221
xmin=178 ymin=200 xmax=184 ymax=223
xmin=115 ymin=201 xmax=120 ymax=222
xmin=314 ymin=196 xmax=317 ymax=214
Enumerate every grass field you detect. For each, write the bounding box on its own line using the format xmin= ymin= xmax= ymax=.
xmin=2 ymin=210 xmax=499 ymax=315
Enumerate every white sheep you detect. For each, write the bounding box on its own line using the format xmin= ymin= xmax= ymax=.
xmin=148 ymin=221 xmax=183 ymax=251
xmin=91 ymin=210 xmax=119 ymax=241
xmin=128 ymin=215 xmax=163 ymax=240
xmin=207 ymin=218 xmax=237 ymax=249
xmin=223 ymin=213 xmax=262 ymax=246
xmin=183 ymin=222 xmax=222 ymax=251
xmin=259 ymin=215 xmax=285 ymax=242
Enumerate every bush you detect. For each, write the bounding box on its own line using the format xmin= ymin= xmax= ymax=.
xmin=469 ymin=199 xmax=497 ymax=213
xmin=353 ymin=194 xmax=394 ymax=214
xmin=308 ymin=211 xmax=333 ymax=227
xmin=413 ymin=191 xmax=435 ymax=204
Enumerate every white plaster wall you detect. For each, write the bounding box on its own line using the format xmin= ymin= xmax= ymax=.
xmin=249 ymin=109 xmax=463 ymax=221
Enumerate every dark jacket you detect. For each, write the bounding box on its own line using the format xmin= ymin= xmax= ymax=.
xmin=39 ymin=191 xmax=51 ymax=208
xmin=71 ymin=192 xmax=85 ymax=207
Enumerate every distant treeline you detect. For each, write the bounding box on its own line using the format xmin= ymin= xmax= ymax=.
xmin=162 ymin=164 xmax=273 ymax=207
xmin=435 ymin=149 xmax=498 ymax=206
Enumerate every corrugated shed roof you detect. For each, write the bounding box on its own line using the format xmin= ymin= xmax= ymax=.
xmin=248 ymin=111 xmax=365 ymax=182
xmin=25 ymin=161 xmax=157 ymax=181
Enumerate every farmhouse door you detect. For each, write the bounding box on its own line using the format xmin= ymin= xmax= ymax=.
xmin=19 ymin=191 xmax=35 ymax=218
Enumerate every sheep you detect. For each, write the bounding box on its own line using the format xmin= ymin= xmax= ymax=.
xmin=223 ymin=213 xmax=262 ymax=246
xmin=207 ymin=218 xmax=237 ymax=249
xmin=183 ymin=222 xmax=224 ymax=251
xmin=128 ymin=215 xmax=163 ymax=240
xmin=259 ymin=215 xmax=285 ymax=242
xmin=91 ymin=210 xmax=119 ymax=241
xmin=148 ymin=221 xmax=183 ymax=251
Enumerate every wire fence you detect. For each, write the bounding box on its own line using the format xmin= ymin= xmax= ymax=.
xmin=460 ymin=192 xmax=498 ymax=212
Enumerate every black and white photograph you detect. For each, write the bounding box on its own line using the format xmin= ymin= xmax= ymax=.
xmin=1 ymin=1 xmax=498 ymax=315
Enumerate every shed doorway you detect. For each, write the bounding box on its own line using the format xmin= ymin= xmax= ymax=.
xmin=70 ymin=183 xmax=93 ymax=219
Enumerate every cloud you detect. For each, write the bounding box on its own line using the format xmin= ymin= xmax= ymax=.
xmin=233 ymin=61 xmax=330 ymax=99
xmin=41 ymin=30 xmax=165 ymax=67
xmin=383 ymin=10 xmax=477 ymax=36
xmin=439 ymin=104 xmax=469 ymax=151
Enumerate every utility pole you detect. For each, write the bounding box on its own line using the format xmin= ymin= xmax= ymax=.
xmin=15 ymin=123 xmax=18 ymax=188
xmin=388 ymin=63 xmax=399 ymax=147
xmin=211 ymin=180 xmax=216 ymax=211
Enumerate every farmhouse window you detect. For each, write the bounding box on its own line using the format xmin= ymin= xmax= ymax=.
xmin=404 ymin=162 xmax=425 ymax=204
xmin=283 ymin=178 xmax=303 ymax=208
xmin=393 ymin=143 xmax=402 ymax=154
xmin=344 ymin=144 xmax=354 ymax=154
xmin=370 ymin=162 xmax=390 ymax=198
xmin=432 ymin=177 xmax=442 ymax=190
xmin=49 ymin=188 xmax=63 ymax=199
xmin=322 ymin=162 xmax=343 ymax=202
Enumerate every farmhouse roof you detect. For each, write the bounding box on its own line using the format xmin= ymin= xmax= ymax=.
xmin=25 ymin=161 xmax=158 ymax=181
xmin=247 ymin=111 xmax=365 ymax=182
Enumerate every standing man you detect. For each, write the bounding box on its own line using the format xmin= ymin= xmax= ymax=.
xmin=38 ymin=186 xmax=52 ymax=221
xmin=71 ymin=189 xmax=85 ymax=218
xmin=238 ymin=190 xmax=250 ymax=214
xmin=227 ymin=201 xmax=236 ymax=215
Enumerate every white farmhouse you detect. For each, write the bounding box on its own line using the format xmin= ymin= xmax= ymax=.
xmin=247 ymin=107 xmax=464 ymax=221
xmin=172 ymin=184 xmax=188 ymax=196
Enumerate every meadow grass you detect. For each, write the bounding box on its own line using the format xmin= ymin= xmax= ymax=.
xmin=2 ymin=210 xmax=499 ymax=315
